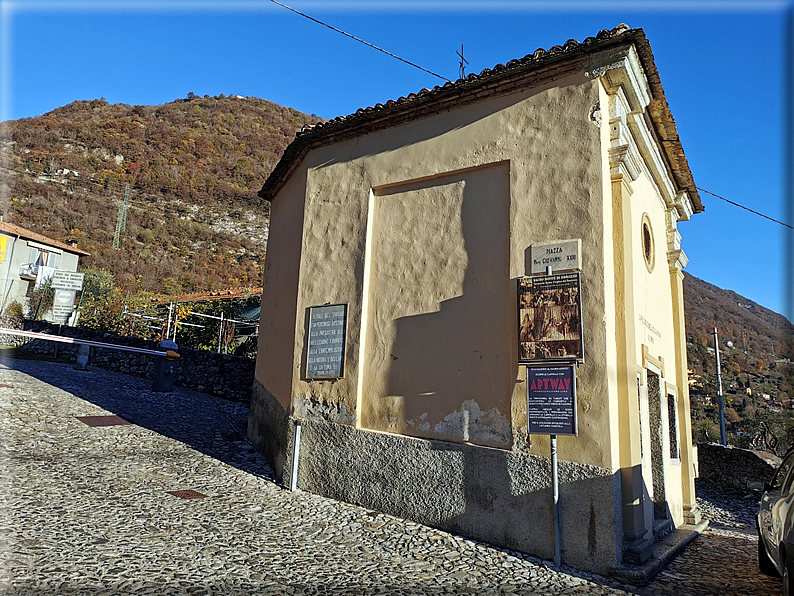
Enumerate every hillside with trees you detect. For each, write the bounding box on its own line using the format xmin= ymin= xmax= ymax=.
xmin=0 ymin=94 xmax=320 ymax=293
xmin=684 ymin=273 xmax=793 ymax=453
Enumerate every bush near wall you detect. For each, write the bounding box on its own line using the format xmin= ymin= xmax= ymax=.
xmin=697 ymin=442 xmax=781 ymax=492
xmin=16 ymin=321 xmax=255 ymax=403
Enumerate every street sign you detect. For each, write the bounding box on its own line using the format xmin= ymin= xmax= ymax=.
xmin=51 ymin=289 xmax=76 ymax=321
xmin=526 ymin=365 xmax=577 ymax=435
xmin=306 ymin=304 xmax=347 ymax=379
xmin=51 ymin=270 xmax=85 ymax=291
xmin=530 ymin=239 xmax=581 ymax=274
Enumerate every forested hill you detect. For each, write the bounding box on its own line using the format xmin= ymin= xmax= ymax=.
xmin=0 ymin=94 xmax=320 ymax=293
xmin=683 ymin=272 xmax=793 ymax=364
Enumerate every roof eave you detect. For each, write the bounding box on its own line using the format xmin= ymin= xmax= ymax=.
xmin=259 ymin=26 xmax=701 ymax=214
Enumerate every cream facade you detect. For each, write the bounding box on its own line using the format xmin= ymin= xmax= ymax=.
xmin=249 ymin=26 xmax=703 ymax=577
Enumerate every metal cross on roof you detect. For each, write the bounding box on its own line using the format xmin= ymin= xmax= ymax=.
xmin=457 ymin=44 xmax=468 ymax=80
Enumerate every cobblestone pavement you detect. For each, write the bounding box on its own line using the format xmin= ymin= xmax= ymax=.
xmin=0 ymin=358 xmax=783 ymax=595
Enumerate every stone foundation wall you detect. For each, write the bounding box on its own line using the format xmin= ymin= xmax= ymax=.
xmin=697 ymin=442 xmax=781 ymax=491
xmin=12 ymin=321 xmax=255 ymax=403
xmin=252 ymin=389 xmax=624 ymax=575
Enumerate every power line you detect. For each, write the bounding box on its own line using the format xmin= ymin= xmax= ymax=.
xmin=697 ymin=187 xmax=793 ymax=230
xmin=267 ymin=0 xmax=451 ymax=83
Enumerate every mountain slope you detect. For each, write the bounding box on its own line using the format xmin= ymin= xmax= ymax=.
xmin=683 ymin=272 xmax=792 ymax=364
xmin=0 ymin=95 xmax=320 ymax=292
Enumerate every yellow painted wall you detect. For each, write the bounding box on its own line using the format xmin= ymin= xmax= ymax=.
xmin=262 ymin=71 xmax=620 ymax=469
xmin=626 ymin=170 xmax=685 ymax=526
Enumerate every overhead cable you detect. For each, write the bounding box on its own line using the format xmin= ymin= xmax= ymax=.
xmin=267 ymin=0 xmax=451 ymax=83
xmin=697 ymin=187 xmax=793 ymax=230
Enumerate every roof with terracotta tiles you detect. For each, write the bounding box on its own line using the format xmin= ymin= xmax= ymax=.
xmin=259 ymin=24 xmax=702 ymax=213
xmin=0 ymin=221 xmax=91 ymax=256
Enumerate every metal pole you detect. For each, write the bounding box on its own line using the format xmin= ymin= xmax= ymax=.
xmin=551 ymin=433 xmax=561 ymax=567
xmin=217 ymin=311 xmax=224 ymax=354
xmin=172 ymin=300 xmax=179 ymax=342
xmin=0 ymin=328 xmax=179 ymax=359
xmin=545 ymin=264 xmax=561 ymax=568
xmin=290 ymin=420 xmax=302 ymax=491
xmin=166 ymin=302 xmax=173 ymax=339
xmin=714 ymin=327 xmax=726 ymax=445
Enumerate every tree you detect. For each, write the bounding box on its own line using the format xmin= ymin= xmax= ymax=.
xmin=27 ymin=280 xmax=55 ymax=320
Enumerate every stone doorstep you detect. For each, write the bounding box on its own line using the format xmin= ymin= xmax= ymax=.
xmin=609 ymin=520 xmax=709 ymax=586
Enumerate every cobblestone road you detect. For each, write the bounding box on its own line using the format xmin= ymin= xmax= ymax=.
xmin=0 ymin=358 xmax=782 ymax=595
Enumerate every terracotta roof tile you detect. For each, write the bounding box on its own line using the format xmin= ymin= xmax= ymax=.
xmin=0 ymin=221 xmax=91 ymax=256
xmin=260 ymin=24 xmax=701 ymax=213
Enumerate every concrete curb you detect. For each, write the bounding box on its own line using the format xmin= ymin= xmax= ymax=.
xmin=610 ymin=520 xmax=710 ymax=585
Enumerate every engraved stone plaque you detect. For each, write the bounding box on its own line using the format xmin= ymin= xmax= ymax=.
xmin=306 ymin=304 xmax=347 ymax=379
xmin=530 ymin=239 xmax=581 ymax=274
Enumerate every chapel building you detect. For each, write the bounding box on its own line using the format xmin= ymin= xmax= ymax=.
xmin=249 ymin=24 xmax=704 ymax=577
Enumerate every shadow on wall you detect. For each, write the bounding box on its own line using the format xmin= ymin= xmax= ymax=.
xmin=362 ymin=163 xmax=515 ymax=447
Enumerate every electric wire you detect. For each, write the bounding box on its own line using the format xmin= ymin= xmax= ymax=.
xmin=267 ymin=0 xmax=451 ymax=83
xmin=696 ymin=187 xmax=793 ymax=230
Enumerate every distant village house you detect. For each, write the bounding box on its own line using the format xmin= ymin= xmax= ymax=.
xmin=0 ymin=221 xmax=90 ymax=320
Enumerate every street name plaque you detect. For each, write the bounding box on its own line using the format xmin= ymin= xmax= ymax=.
xmin=306 ymin=304 xmax=347 ymax=379
xmin=526 ymin=366 xmax=577 ymax=435
xmin=530 ymin=239 xmax=581 ymax=274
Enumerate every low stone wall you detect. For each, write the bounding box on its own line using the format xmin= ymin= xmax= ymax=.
xmin=12 ymin=321 xmax=255 ymax=403
xmin=697 ymin=442 xmax=780 ymax=491
xmin=248 ymin=379 xmax=623 ymax=575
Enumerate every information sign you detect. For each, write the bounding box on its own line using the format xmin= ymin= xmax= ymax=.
xmin=526 ymin=366 xmax=577 ymax=435
xmin=530 ymin=239 xmax=581 ymax=275
xmin=306 ymin=304 xmax=347 ymax=379
xmin=51 ymin=270 xmax=85 ymax=291
xmin=518 ymin=272 xmax=584 ymax=363
xmin=50 ymin=289 xmax=76 ymax=322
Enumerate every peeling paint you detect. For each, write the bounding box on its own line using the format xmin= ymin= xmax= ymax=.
xmin=432 ymin=399 xmax=511 ymax=445
xmin=293 ymin=395 xmax=355 ymax=423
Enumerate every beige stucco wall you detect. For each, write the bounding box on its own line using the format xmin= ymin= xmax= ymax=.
xmin=256 ymin=71 xmax=625 ymax=470
xmin=254 ymin=167 xmax=308 ymax=410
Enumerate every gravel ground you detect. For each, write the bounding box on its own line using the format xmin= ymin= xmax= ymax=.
xmin=0 ymin=357 xmax=783 ymax=595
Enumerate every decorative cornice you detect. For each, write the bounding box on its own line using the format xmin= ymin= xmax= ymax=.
xmin=594 ymin=44 xmax=696 ymax=222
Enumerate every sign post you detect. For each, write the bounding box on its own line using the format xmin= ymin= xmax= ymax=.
xmin=519 ymin=254 xmax=583 ymax=570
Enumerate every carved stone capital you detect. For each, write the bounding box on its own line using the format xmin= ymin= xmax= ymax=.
xmin=609 ymin=145 xmax=641 ymax=182
xmin=668 ymin=248 xmax=688 ymax=271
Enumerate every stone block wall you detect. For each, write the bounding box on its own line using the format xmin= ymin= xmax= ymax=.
xmin=12 ymin=321 xmax=255 ymax=403
xmin=696 ymin=442 xmax=781 ymax=491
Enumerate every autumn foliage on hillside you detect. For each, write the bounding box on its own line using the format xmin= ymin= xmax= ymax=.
xmin=0 ymin=94 xmax=320 ymax=293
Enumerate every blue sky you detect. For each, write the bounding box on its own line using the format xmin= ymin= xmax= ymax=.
xmin=2 ymin=1 xmax=792 ymax=320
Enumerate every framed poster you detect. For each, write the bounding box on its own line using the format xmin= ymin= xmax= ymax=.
xmin=518 ymin=272 xmax=584 ymax=363
xmin=306 ymin=304 xmax=347 ymax=379
xmin=526 ymin=365 xmax=577 ymax=435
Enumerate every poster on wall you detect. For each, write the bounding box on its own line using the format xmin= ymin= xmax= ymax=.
xmin=518 ymin=272 xmax=584 ymax=363
xmin=306 ymin=303 xmax=347 ymax=379
xmin=526 ymin=366 xmax=577 ymax=435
